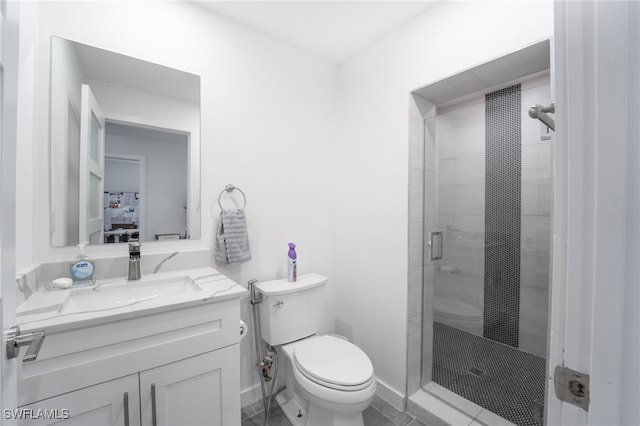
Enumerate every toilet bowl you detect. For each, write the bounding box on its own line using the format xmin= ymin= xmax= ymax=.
xmin=434 ymin=296 xmax=483 ymax=336
xmin=279 ymin=335 xmax=376 ymax=425
xmin=256 ymin=274 xmax=377 ymax=426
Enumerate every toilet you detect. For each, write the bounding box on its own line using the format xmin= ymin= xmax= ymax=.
xmin=256 ymin=274 xmax=376 ymax=426
xmin=433 ymin=296 xmax=483 ymax=336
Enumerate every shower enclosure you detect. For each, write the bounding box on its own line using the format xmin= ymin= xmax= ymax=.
xmin=407 ymin=40 xmax=552 ymax=426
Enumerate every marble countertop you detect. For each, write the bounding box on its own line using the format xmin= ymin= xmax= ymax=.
xmin=16 ymin=267 xmax=246 ymax=334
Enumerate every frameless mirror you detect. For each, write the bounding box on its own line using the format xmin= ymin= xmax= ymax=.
xmin=49 ymin=37 xmax=201 ymax=247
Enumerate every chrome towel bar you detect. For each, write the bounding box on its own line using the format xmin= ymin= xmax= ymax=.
xmin=217 ymin=184 xmax=247 ymax=210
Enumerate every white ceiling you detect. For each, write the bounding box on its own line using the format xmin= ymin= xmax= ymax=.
xmin=194 ymin=1 xmax=437 ymax=63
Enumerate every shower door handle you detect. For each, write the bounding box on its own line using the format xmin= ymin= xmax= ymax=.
xmin=429 ymin=231 xmax=443 ymax=261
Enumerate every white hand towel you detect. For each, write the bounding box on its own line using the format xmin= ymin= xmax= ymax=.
xmin=214 ymin=209 xmax=251 ymax=265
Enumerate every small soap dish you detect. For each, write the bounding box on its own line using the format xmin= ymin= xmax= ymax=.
xmin=38 ymin=278 xmax=94 ymax=292
xmin=51 ymin=278 xmax=73 ymax=289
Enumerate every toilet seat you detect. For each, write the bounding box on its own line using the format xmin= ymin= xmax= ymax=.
xmin=293 ymin=335 xmax=374 ymax=391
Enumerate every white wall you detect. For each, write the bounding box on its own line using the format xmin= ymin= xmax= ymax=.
xmin=17 ymin=0 xmax=339 ymax=404
xmin=49 ymin=37 xmax=82 ymax=247
xmin=336 ymin=0 xmax=553 ymax=402
xmin=104 ymin=158 xmax=140 ymax=194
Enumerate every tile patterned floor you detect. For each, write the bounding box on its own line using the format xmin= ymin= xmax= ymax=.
xmin=432 ymin=321 xmax=546 ymax=426
xmin=242 ymin=395 xmax=427 ymax=426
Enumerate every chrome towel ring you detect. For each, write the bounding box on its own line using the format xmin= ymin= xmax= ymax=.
xmin=217 ymin=184 xmax=247 ymax=210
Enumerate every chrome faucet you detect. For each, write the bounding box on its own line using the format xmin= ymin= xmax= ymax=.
xmin=128 ymin=242 xmax=141 ymax=281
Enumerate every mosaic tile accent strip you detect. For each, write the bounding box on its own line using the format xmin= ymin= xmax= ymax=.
xmin=432 ymin=322 xmax=545 ymax=426
xmin=484 ymin=84 xmax=522 ymax=348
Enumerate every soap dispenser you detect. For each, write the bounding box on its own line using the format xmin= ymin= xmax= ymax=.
xmin=287 ymin=242 xmax=297 ymax=282
xmin=69 ymin=242 xmax=95 ymax=285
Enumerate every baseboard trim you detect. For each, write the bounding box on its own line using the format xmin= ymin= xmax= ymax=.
xmin=241 ymin=383 xmax=263 ymax=407
xmin=375 ymin=378 xmax=405 ymax=412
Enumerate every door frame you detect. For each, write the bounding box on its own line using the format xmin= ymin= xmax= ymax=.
xmin=104 ymin=153 xmax=146 ymax=242
xmin=547 ymin=1 xmax=640 ymax=424
xmin=1 ymin=0 xmax=20 ymax=421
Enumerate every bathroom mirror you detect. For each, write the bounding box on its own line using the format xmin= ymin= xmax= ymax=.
xmin=49 ymin=37 xmax=201 ymax=247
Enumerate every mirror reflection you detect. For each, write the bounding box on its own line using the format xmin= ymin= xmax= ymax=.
xmin=49 ymin=37 xmax=201 ymax=247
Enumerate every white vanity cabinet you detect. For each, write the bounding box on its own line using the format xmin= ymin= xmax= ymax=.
xmin=19 ymin=374 xmax=141 ymax=426
xmin=16 ymin=292 xmax=243 ymax=426
xmin=139 ymin=345 xmax=239 ymax=426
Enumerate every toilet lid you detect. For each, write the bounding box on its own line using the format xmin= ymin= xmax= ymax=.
xmin=293 ymin=335 xmax=374 ymax=388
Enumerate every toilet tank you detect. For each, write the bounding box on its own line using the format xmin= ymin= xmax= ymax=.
xmin=255 ymin=274 xmax=327 ymax=346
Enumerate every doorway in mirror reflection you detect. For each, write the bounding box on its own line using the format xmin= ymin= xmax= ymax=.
xmin=104 ymin=122 xmax=188 ymax=243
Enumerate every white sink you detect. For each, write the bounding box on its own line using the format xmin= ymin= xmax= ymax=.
xmin=60 ymin=275 xmax=202 ymax=314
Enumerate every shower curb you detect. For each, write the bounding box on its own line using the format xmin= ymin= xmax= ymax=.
xmin=407 ymin=384 xmax=516 ymax=426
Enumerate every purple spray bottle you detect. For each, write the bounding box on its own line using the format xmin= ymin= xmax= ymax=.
xmin=287 ymin=243 xmax=297 ymax=282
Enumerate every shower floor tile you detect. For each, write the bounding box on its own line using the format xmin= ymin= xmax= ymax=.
xmin=432 ymin=322 xmax=545 ymax=426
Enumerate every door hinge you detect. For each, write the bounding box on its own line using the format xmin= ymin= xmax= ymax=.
xmin=554 ymin=365 xmax=590 ymax=411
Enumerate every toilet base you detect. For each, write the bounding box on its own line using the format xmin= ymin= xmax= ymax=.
xmin=275 ymin=389 xmax=365 ymax=426
xmin=276 ymin=389 xmax=307 ymax=426
xmin=274 ymin=336 xmax=374 ymax=426
xmin=307 ymin=402 xmax=363 ymax=426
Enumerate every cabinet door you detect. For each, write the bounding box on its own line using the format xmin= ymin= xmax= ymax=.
xmin=17 ymin=374 xmax=140 ymax=426
xmin=139 ymin=345 xmax=240 ymax=426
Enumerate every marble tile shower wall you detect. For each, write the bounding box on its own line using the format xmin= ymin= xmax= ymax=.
xmin=519 ymin=76 xmax=552 ymax=357
xmin=432 ymin=76 xmax=551 ymax=357
xmin=435 ymin=99 xmax=486 ymax=315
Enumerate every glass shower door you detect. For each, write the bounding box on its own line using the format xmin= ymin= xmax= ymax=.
xmin=425 ymin=74 xmax=552 ymax=426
